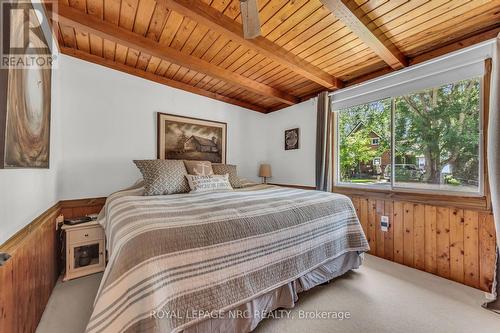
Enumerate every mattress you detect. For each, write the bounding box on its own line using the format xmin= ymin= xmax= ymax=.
xmin=86 ymin=184 xmax=369 ymax=333
xmin=182 ymin=251 xmax=363 ymax=333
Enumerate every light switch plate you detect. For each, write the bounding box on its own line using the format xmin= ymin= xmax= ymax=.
xmin=381 ymin=215 xmax=389 ymax=232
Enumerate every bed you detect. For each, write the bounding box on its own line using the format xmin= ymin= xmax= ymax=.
xmin=86 ymin=184 xmax=369 ymax=333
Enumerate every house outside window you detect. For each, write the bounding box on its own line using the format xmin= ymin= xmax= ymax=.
xmin=334 ymin=77 xmax=482 ymax=195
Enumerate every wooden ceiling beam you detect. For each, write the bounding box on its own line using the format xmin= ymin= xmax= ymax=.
xmin=60 ymin=47 xmax=268 ymax=113
xmin=158 ymin=0 xmax=343 ymax=89
xmin=320 ymin=0 xmax=408 ymax=70
xmin=53 ymin=4 xmax=298 ymax=105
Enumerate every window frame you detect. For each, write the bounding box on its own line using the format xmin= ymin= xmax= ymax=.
xmin=332 ymin=76 xmax=486 ymax=199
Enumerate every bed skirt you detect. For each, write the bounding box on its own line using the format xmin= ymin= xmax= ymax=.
xmin=182 ymin=251 xmax=363 ymax=333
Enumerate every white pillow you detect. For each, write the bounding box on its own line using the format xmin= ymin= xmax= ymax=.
xmin=185 ymin=174 xmax=233 ymax=193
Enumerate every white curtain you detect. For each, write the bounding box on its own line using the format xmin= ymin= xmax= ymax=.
xmin=484 ymin=33 xmax=500 ymax=313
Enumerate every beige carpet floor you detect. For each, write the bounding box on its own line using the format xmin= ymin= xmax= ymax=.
xmin=36 ymin=255 xmax=500 ymax=333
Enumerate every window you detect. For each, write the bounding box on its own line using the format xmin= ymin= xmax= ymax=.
xmin=335 ymin=77 xmax=482 ymax=195
xmin=337 ymin=98 xmax=391 ymax=187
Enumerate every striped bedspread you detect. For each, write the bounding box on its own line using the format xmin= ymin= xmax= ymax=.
xmin=86 ymin=184 xmax=369 ymax=333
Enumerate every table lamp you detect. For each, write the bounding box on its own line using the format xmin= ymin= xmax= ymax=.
xmin=259 ymin=164 xmax=272 ymax=184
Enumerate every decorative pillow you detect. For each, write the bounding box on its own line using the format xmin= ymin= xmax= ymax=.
xmin=212 ymin=163 xmax=243 ymax=188
xmin=133 ymin=160 xmax=190 ymax=195
xmin=185 ymin=174 xmax=233 ymax=193
xmin=184 ymin=160 xmax=214 ymax=176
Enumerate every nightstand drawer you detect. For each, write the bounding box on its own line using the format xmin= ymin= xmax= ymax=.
xmin=68 ymin=226 xmax=104 ymax=243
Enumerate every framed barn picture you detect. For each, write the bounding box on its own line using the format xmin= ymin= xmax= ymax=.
xmin=157 ymin=113 xmax=227 ymax=163
xmin=284 ymin=128 xmax=299 ymax=150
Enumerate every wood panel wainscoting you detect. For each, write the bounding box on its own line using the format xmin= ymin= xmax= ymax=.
xmin=348 ymin=196 xmax=496 ymax=292
xmin=59 ymin=197 xmax=106 ymax=220
xmin=0 ymin=198 xmax=105 ymax=333
xmin=0 ymin=204 xmax=61 ymax=333
xmin=272 ymin=183 xmax=497 ymax=293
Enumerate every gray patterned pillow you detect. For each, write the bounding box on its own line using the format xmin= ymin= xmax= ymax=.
xmin=212 ymin=163 xmax=243 ymax=188
xmin=133 ymin=160 xmax=190 ymax=195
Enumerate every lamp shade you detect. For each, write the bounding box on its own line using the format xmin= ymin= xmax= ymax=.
xmin=259 ymin=164 xmax=272 ymax=178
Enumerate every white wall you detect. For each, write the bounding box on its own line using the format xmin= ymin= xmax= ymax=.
xmin=264 ymin=99 xmax=317 ymax=187
xmin=57 ymin=55 xmax=268 ymax=199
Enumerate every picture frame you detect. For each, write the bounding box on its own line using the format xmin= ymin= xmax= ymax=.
xmin=284 ymin=128 xmax=299 ymax=150
xmin=157 ymin=113 xmax=227 ymax=163
xmin=0 ymin=1 xmax=52 ymax=168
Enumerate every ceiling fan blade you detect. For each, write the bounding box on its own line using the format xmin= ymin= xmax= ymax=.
xmin=240 ymin=0 xmax=261 ymax=39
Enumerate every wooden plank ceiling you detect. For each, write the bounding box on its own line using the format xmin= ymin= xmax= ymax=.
xmin=51 ymin=0 xmax=500 ymax=113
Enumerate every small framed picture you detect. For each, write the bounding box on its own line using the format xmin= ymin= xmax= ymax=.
xmin=284 ymin=128 xmax=299 ymax=150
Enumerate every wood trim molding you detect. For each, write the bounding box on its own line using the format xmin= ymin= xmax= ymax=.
xmin=333 ymin=187 xmax=490 ymax=212
xmin=53 ymin=4 xmax=299 ymax=106
xmin=58 ymin=198 xmax=106 ymax=224
xmin=0 ymin=203 xmax=60 ymax=254
xmin=160 ymin=0 xmax=343 ymax=89
xmin=60 ymin=47 xmax=267 ymax=113
xmin=482 ymin=58 xmax=492 ymax=211
xmin=268 ymin=183 xmax=316 ymax=190
xmin=270 ymin=183 xmax=490 ymax=212
xmin=0 ymin=195 xmax=133 ymax=252
xmin=319 ymin=0 xmax=408 ymax=69
xmin=59 ymin=197 xmax=107 ymax=209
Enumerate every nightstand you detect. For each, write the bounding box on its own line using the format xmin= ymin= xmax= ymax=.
xmin=62 ymin=221 xmax=106 ymax=281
